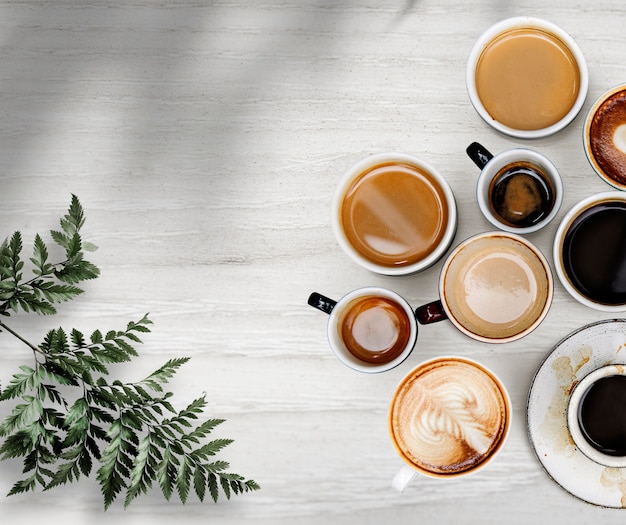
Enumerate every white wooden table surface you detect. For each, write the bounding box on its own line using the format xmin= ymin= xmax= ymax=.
xmin=2 ymin=1 xmax=626 ymax=523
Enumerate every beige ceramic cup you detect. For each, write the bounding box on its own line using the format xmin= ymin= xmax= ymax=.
xmin=389 ymin=356 xmax=512 ymax=491
xmin=332 ymin=153 xmax=457 ymax=276
xmin=416 ymin=232 xmax=553 ymax=343
xmin=466 ymin=16 xmax=588 ymax=139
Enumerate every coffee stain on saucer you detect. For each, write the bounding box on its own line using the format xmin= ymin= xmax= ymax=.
xmin=539 ymin=345 xmax=593 ymax=455
xmin=601 ymin=468 xmax=626 ymax=507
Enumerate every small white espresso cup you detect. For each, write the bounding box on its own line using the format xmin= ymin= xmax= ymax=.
xmin=331 ymin=153 xmax=457 ymax=276
xmin=466 ymin=142 xmax=563 ymax=234
xmin=466 ymin=16 xmax=588 ymax=139
xmin=307 ymin=287 xmax=417 ymax=373
xmin=388 ymin=356 xmax=511 ymax=491
xmin=567 ymin=364 xmax=626 ymax=467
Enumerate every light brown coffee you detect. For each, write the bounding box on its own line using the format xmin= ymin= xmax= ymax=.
xmin=340 ymin=162 xmax=449 ymax=268
xmin=389 ymin=357 xmax=510 ymax=476
xmin=587 ymin=88 xmax=626 ymax=186
xmin=475 ymin=27 xmax=580 ymax=131
xmin=338 ymin=295 xmax=411 ymax=364
xmin=442 ymin=235 xmax=551 ymax=340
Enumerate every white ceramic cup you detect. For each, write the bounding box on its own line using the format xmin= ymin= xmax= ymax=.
xmin=331 ymin=153 xmax=457 ymax=276
xmin=307 ymin=287 xmax=418 ymax=373
xmin=466 ymin=16 xmax=588 ymax=139
xmin=388 ymin=356 xmax=512 ymax=491
xmin=553 ymin=191 xmax=626 ymax=311
xmin=567 ymin=364 xmax=626 ymax=467
xmin=416 ymin=231 xmax=553 ymax=343
xmin=467 ymin=142 xmax=563 ymax=234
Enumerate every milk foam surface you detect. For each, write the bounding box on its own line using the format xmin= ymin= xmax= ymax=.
xmin=390 ymin=359 xmax=508 ymax=475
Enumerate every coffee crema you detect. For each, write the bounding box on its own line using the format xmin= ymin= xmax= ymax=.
xmin=443 ymin=236 xmax=550 ymax=340
xmin=588 ymin=89 xmax=626 ymax=186
xmin=578 ymin=375 xmax=626 ymax=457
xmin=475 ymin=27 xmax=580 ymax=131
xmin=340 ymin=162 xmax=449 ymax=268
xmin=338 ymin=295 xmax=411 ymax=364
xmin=562 ymin=201 xmax=626 ymax=305
xmin=489 ymin=161 xmax=555 ymax=228
xmin=389 ymin=358 xmax=509 ymax=476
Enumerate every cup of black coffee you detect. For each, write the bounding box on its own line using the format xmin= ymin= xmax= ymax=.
xmin=553 ymin=191 xmax=626 ymax=311
xmin=567 ymin=364 xmax=626 ymax=467
xmin=467 ymin=142 xmax=563 ymax=234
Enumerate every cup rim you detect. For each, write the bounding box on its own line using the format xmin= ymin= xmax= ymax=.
xmin=327 ymin=286 xmax=417 ymax=374
xmin=475 ymin=148 xmax=564 ymax=234
xmin=439 ymin=231 xmax=554 ymax=343
xmin=331 ymin=152 xmax=457 ymax=276
xmin=388 ymin=355 xmax=512 ymax=478
xmin=466 ymin=16 xmax=589 ymax=139
xmin=567 ymin=363 xmax=626 ymax=467
xmin=553 ymin=191 xmax=626 ymax=311
xmin=583 ymin=83 xmax=626 ymax=190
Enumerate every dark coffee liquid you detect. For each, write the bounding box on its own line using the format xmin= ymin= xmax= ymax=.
xmin=578 ymin=375 xmax=626 ymax=456
xmin=562 ymin=202 xmax=626 ymax=305
xmin=489 ymin=162 xmax=554 ymax=228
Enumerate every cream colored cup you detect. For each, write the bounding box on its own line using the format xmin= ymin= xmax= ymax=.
xmin=331 ymin=153 xmax=457 ymax=276
xmin=567 ymin=364 xmax=626 ymax=467
xmin=466 ymin=16 xmax=588 ymax=139
xmin=389 ymin=356 xmax=511 ymax=491
xmin=416 ymin=232 xmax=553 ymax=343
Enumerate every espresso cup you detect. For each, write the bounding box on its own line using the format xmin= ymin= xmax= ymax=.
xmin=331 ymin=153 xmax=457 ymax=276
xmin=553 ymin=191 xmax=626 ymax=311
xmin=416 ymin=231 xmax=553 ymax=343
xmin=467 ymin=142 xmax=563 ymax=234
xmin=584 ymin=83 xmax=626 ymax=190
xmin=307 ymin=287 xmax=417 ymax=373
xmin=466 ymin=17 xmax=588 ymax=139
xmin=567 ymin=364 xmax=626 ymax=467
xmin=388 ymin=356 xmax=511 ymax=491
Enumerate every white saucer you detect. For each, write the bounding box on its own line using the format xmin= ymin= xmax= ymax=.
xmin=527 ymin=319 xmax=626 ymax=508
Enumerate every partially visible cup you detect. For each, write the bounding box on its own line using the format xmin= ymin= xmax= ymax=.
xmin=467 ymin=142 xmax=563 ymax=234
xmin=466 ymin=16 xmax=588 ymax=139
xmin=388 ymin=356 xmax=511 ymax=491
xmin=416 ymin=231 xmax=553 ymax=343
xmin=307 ymin=287 xmax=417 ymax=373
xmin=567 ymin=364 xmax=626 ymax=467
xmin=332 ymin=153 xmax=457 ymax=276
xmin=584 ymin=84 xmax=626 ymax=190
xmin=553 ymin=191 xmax=626 ymax=311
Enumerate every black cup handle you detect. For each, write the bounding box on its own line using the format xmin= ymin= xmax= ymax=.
xmin=415 ymin=300 xmax=449 ymax=325
xmin=466 ymin=142 xmax=494 ymax=170
xmin=308 ymin=292 xmax=337 ymax=315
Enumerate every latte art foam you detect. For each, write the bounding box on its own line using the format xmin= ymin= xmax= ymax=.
xmin=389 ymin=358 xmax=509 ymax=476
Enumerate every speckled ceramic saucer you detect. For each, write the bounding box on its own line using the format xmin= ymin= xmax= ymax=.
xmin=527 ymin=319 xmax=626 ymax=508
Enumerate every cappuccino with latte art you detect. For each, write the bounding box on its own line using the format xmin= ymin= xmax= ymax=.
xmin=389 ymin=357 xmax=511 ymax=477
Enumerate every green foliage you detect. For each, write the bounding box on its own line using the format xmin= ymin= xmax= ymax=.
xmin=0 ymin=196 xmax=259 ymax=509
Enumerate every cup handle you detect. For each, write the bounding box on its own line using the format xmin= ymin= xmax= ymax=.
xmin=466 ymin=142 xmax=494 ymax=169
xmin=307 ymin=292 xmax=337 ymax=315
xmin=392 ymin=464 xmax=417 ymax=492
xmin=415 ymin=300 xmax=448 ymax=324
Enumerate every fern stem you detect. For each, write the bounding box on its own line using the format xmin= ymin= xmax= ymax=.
xmin=0 ymin=320 xmax=45 ymax=355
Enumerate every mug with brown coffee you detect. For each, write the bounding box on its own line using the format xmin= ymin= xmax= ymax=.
xmin=388 ymin=356 xmax=511 ymax=491
xmin=416 ymin=231 xmax=553 ymax=343
xmin=567 ymin=364 xmax=626 ymax=468
xmin=553 ymin=191 xmax=626 ymax=311
xmin=466 ymin=17 xmax=588 ymax=138
xmin=331 ymin=153 xmax=457 ymax=276
xmin=584 ymin=84 xmax=626 ymax=189
xmin=467 ymin=142 xmax=563 ymax=234
xmin=308 ymin=287 xmax=417 ymax=373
